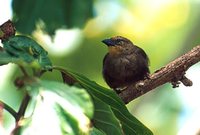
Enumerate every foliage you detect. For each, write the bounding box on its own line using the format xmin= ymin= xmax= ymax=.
xmin=0 ymin=21 xmax=153 ymax=134
xmin=60 ymin=69 xmax=153 ymax=135
xmin=1 ymin=35 xmax=52 ymax=70
xmin=12 ymin=80 xmax=93 ymax=135
xmin=1 ymin=1 xmax=200 ymax=135
xmin=12 ymin=0 xmax=94 ymax=35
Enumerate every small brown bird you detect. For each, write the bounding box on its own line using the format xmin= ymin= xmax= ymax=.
xmin=102 ymin=36 xmax=150 ymax=93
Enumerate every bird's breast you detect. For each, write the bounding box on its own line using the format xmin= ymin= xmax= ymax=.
xmin=103 ymin=54 xmax=135 ymax=77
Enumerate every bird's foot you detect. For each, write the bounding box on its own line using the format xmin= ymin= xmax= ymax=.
xmin=114 ymin=86 xmax=127 ymax=94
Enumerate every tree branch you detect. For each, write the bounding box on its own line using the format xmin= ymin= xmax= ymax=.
xmin=119 ymin=45 xmax=200 ymax=104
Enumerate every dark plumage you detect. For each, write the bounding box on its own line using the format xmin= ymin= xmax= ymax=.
xmin=102 ymin=36 xmax=150 ymax=93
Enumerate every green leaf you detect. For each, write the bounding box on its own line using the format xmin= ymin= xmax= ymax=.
xmin=35 ymin=80 xmax=94 ymax=119
xmin=0 ymin=51 xmax=19 ymax=65
xmin=60 ymin=69 xmax=153 ymax=135
xmin=92 ymin=97 xmax=123 ymax=135
xmin=55 ymin=104 xmax=80 ymax=135
xmin=2 ymin=35 xmax=52 ymax=70
xmin=13 ymin=80 xmax=93 ymax=135
xmin=12 ymin=0 xmax=94 ymax=35
xmin=90 ymin=128 xmax=106 ymax=135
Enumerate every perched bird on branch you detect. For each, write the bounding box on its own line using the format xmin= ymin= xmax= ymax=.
xmin=102 ymin=36 xmax=150 ymax=93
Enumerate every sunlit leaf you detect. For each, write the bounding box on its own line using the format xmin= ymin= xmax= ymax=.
xmin=60 ymin=69 xmax=153 ymax=135
xmin=36 ymin=80 xmax=94 ymax=119
xmin=13 ymin=80 xmax=93 ymax=135
xmin=12 ymin=0 xmax=94 ymax=35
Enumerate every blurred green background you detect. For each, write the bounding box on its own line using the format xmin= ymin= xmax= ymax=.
xmin=1 ymin=0 xmax=200 ymax=135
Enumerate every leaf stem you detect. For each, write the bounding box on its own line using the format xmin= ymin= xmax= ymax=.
xmin=19 ymin=66 xmax=29 ymax=77
xmin=0 ymin=100 xmax=18 ymax=120
xmin=52 ymin=66 xmax=66 ymax=72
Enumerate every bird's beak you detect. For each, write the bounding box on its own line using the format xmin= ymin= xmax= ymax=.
xmin=102 ymin=39 xmax=115 ymax=46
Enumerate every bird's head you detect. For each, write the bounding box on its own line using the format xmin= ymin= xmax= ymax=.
xmin=102 ymin=36 xmax=134 ymax=55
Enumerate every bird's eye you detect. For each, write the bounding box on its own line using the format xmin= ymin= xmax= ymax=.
xmin=116 ymin=39 xmax=121 ymax=42
xmin=116 ymin=39 xmax=123 ymax=44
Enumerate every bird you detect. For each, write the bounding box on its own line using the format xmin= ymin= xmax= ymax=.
xmin=102 ymin=36 xmax=150 ymax=93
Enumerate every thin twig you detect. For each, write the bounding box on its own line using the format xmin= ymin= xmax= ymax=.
xmin=0 ymin=100 xmax=18 ymax=120
xmin=119 ymin=45 xmax=200 ymax=103
xmin=16 ymin=93 xmax=31 ymax=121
